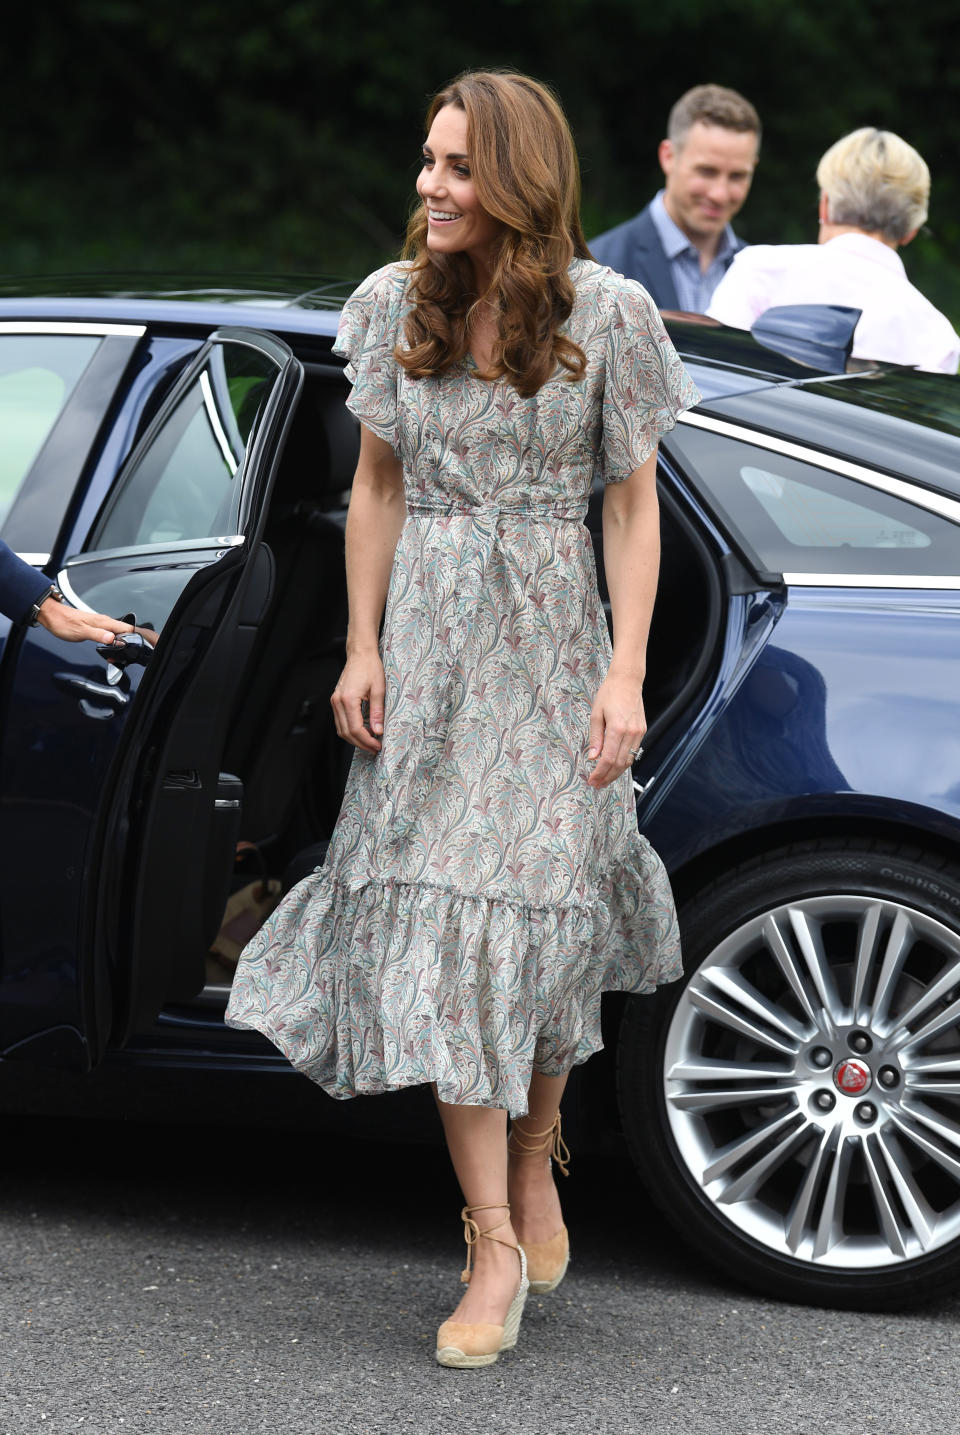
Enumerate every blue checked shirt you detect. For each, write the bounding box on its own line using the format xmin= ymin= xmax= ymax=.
xmin=649 ymin=190 xmax=741 ymax=313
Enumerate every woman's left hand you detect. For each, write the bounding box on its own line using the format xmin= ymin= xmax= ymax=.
xmin=585 ymin=671 xmax=646 ymax=789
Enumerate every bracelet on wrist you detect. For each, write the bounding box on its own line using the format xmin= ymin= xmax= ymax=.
xmin=28 ymin=585 xmax=65 ymax=626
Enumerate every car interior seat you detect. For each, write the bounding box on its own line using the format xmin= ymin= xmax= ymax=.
xmin=223 ymin=376 xmax=359 ymax=865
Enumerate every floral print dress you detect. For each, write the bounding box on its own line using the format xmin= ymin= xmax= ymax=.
xmin=225 ymin=258 xmax=700 ymax=1116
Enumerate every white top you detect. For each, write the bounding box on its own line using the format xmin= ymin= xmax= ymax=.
xmin=707 ymin=232 xmax=960 ymax=375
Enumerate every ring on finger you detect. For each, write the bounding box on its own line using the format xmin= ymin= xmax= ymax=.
xmin=628 ymin=746 xmax=644 ymax=761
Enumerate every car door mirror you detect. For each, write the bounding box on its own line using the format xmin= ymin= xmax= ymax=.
xmin=751 ymin=304 xmax=863 ymax=372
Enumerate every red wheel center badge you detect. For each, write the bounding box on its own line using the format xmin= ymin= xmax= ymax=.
xmin=834 ymin=1058 xmax=872 ymax=1095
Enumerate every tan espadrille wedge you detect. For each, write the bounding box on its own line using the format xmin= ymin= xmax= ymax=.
xmin=508 ymin=1113 xmax=571 ymax=1293
xmin=435 ymin=1204 xmax=529 ymax=1369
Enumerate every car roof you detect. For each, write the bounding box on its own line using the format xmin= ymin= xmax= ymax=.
xmin=0 ymin=278 xmax=866 ymax=387
xmin=0 ymin=273 xmax=351 ymax=339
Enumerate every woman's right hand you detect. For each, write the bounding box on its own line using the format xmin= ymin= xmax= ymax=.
xmin=331 ymin=648 xmax=386 ymax=753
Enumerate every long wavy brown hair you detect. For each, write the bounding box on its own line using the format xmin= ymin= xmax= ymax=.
xmin=398 ymin=70 xmax=590 ymax=398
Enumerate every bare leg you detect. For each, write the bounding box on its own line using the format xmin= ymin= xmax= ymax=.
xmin=508 ymin=1070 xmax=569 ymax=1246
xmin=435 ymin=1095 xmax=524 ymax=1325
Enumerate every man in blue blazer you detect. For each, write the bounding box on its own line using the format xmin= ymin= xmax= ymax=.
xmin=590 ymin=84 xmax=761 ymax=312
xmin=0 ymin=538 xmax=131 ymax=643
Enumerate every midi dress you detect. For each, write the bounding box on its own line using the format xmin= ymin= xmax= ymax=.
xmin=225 ymin=257 xmax=700 ymax=1116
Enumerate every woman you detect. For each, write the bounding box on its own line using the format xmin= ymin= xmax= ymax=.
xmin=226 ymin=69 xmax=699 ymax=1367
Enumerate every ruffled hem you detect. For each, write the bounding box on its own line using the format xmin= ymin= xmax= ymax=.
xmin=224 ymin=844 xmax=680 ymax=1118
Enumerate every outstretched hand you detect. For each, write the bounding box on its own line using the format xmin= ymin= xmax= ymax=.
xmin=586 ymin=671 xmax=646 ymax=789
xmin=36 ymin=602 xmax=136 ymax=646
xmin=331 ymin=648 xmax=386 ymax=753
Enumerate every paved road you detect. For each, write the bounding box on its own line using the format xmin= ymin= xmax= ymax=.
xmin=1 ymin=1112 xmax=957 ymax=1435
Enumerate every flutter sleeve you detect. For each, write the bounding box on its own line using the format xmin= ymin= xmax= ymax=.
xmin=600 ymin=274 xmax=700 ymax=483
xmin=332 ymin=262 xmax=409 ymax=451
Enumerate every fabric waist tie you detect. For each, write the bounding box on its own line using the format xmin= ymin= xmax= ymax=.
xmin=406 ymin=499 xmax=587 ymax=524
xmin=378 ymin=497 xmax=588 ymax=846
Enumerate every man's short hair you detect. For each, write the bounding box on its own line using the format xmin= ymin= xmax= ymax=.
xmin=667 ymin=84 xmax=761 ymax=151
xmin=816 ymin=127 xmax=929 ymax=243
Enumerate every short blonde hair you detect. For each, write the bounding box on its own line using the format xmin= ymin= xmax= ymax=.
xmin=816 ymin=127 xmax=929 ymax=242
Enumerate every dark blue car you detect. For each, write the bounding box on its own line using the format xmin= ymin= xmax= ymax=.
xmin=2 ymin=279 xmax=959 ymax=1310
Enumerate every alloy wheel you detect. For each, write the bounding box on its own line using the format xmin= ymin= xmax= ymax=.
xmin=664 ymin=894 xmax=960 ymax=1269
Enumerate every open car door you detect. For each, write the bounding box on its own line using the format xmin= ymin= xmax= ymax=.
xmin=0 ymin=328 xmax=303 ymax=1070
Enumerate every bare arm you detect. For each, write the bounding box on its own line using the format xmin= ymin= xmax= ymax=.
xmin=587 ymin=447 xmax=660 ymax=789
xmin=330 ymin=423 xmax=406 ymax=752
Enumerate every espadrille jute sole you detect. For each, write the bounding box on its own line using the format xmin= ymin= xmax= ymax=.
xmin=522 ymin=1225 xmax=570 ymax=1293
xmin=498 ymin=1279 xmax=529 ymax=1350
xmin=435 ymin=1347 xmax=501 ymax=1369
xmin=528 ymin=1246 xmax=570 ymax=1294
xmin=436 ymin=1256 xmax=529 ymax=1368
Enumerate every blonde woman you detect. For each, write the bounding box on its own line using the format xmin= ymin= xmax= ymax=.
xmin=227 ymin=69 xmax=698 ymax=1366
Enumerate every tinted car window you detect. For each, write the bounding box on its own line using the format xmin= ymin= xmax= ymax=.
xmin=669 ymin=426 xmax=960 ymax=578
xmin=89 ymin=342 xmax=279 ymax=551
xmin=704 ymin=380 xmax=960 ymax=501
xmin=0 ymin=334 xmax=101 ymax=528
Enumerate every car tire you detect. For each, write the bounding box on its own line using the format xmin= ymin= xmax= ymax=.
xmin=617 ymin=837 xmax=960 ymax=1309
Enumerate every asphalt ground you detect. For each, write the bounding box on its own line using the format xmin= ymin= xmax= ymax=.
xmin=1 ymin=1111 xmax=958 ymax=1435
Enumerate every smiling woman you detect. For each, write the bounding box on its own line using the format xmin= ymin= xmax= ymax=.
xmin=402 ymin=73 xmax=590 ymax=395
xmin=416 ymin=110 xmax=502 ymax=267
xmin=224 ymin=67 xmax=699 ymax=1369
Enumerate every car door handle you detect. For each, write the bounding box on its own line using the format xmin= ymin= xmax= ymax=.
xmin=95 ymin=630 xmax=155 ymax=685
xmin=53 ymin=672 xmax=130 ymax=715
xmin=632 ymin=772 xmax=657 ymax=799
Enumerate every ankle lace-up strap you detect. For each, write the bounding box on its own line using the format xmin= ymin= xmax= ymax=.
xmin=507 ymin=1112 xmax=571 ymax=1177
xmin=460 ymin=1203 xmax=520 ymax=1284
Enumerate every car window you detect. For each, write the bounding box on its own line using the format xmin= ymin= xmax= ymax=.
xmin=740 ymin=466 xmax=931 ymax=550
xmin=668 ymin=426 xmax=960 ymax=577
xmin=0 ymin=334 xmax=101 ymax=528
xmin=88 ymin=340 xmax=280 ymax=551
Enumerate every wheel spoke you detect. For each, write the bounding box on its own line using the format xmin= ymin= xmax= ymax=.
xmin=687 ymin=987 xmax=799 ymax=1057
xmin=666 ymin=1057 xmax=794 ymax=1083
xmin=861 ymin=1134 xmax=909 ymax=1258
xmin=702 ymin=1108 xmax=804 ymax=1186
xmin=667 ymin=1084 xmax=799 ymax=1112
xmin=872 ymin=1128 xmax=935 ymax=1250
xmin=868 ymin=908 xmax=914 ymax=1031
xmin=700 ymin=967 xmax=810 ymax=1043
xmin=904 ymin=1054 xmax=960 ymax=1074
xmin=851 ymin=902 xmax=883 ymax=1020
xmin=787 ymin=907 xmax=844 ymax=1029
xmin=905 ymin=1076 xmax=960 ymax=1096
xmin=763 ymin=912 xmax=821 ymax=1025
xmin=894 ymin=993 xmax=960 ymax=1053
xmin=902 ymin=1053 xmax=960 ymax=1095
xmin=715 ymin=1116 xmax=809 ymax=1204
xmin=893 ymin=959 xmax=960 ymax=1036
xmin=812 ymin=1129 xmax=855 ymax=1259
xmin=888 ymin=1106 xmax=960 ymax=1183
xmin=786 ymin=1125 xmax=838 ymax=1254
xmin=899 ymin=1096 xmax=960 ymax=1160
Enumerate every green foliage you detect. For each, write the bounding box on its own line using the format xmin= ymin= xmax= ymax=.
xmin=2 ymin=0 xmax=958 ymax=325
